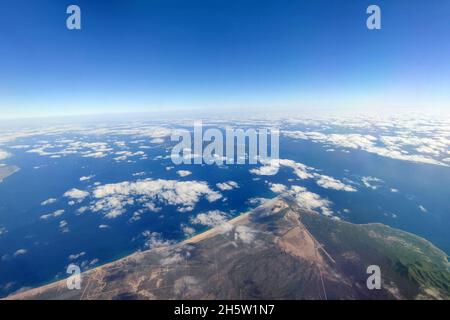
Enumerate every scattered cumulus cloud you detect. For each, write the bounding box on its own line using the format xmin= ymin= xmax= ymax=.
xmin=59 ymin=220 xmax=69 ymax=233
xmin=176 ymin=170 xmax=192 ymax=177
xmin=13 ymin=249 xmax=27 ymax=257
xmin=41 ymin=198 xmax=57 ymax=206
xmin=40 ymin=209 xmax=65 ymax=220
xmin=315 ymin=174 xmax=356 ymax=192
xmin=64 ymin=188 xmax=89 ymax=202
xmin=418 ymin=205 xmax=428 ymax=213
xmin=82 ymin=151 xmax=107 ymax=158
xmin=68 ymin=252 xmax=86 ymax=261
xmin=113 ymin=150 xmax=145 ymax=162
xmin=141 ymin=231 xmax=176 ymax=250
xmin=251 ymin=158 xmax=355 ymax=192
xmin=181 ymin=224 xmax=196 ymax=237
xmin=90 ymin=179 xmax=222 ymax=218
xmin=287 ymin=185 xmax=333 ymax=216
xmin=190 ymin=210 xmax=229 ymax=227
xmin=0 ymin=150 xmax=11 ymax=161
xmin=284 ymin=124 xmax=449 ymax=167
xmin=234 ymin=225 xmax=256 ymax=244
xmin=216 ymin=181 xmax=239 ymax=191
xmin=269 ymin=183 xmax=287 ymax=193
xmin=361 ymin=176 xmax=383 ymax=190
xmin=80 ymin=175 xmax=95 ymax=182
xmin=150 ymin=138 xmax=165 ymax=144
xmin=76 ymin=206 xmax=88 ymax=214
xmin=247 ymin=197 xmax=270 ymax=206
xmin=250 ymin=159 xmax=313 ymax=179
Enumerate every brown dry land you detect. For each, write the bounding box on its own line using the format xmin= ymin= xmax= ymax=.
xmin=6 ymin=198 xmax=450 ymax=300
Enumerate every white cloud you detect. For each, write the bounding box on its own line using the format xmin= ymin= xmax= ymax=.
xmin=0 ymin=150 xmax=11 ymax=161
xmin=141 ymin=231 xmax=175 ymax=250
xmin=113 ymin=150 xmax=145 ymax=162
xmin=234 ymin=225 xmax=256 ymax=244
xmin=361 ymin=176 xmax=383 ymax=190
xmin=189 ymin=211 xmax=256 ymax=244
xmin=59 ymin=220 xmax=69 ymax=233
xmin=114 ymin=141 xmax=126 ymax=147
xmin=284 ymin=128 xmax=449 ymax=167
xmin=181 ymin=224 xmax=196 ymax=237
xmin=216 ymin=181 xmax=239 ymax=191
xmin=143 ymin=202 xmax=161 ymax=212
xmin=40 ymin=209 xmax=65 ymax=220
xmin=250 ymin=159 xmax=313 ymax=179
xmin=25 ymin=140 xmax=113 ymax=159
xmin=190 ymin=210 xmax=229 ymax=227
xmin=90 ymin=179 xmax=222 ymax=218
xmin=247 ymin=197 xmax=270 ymax=206
xmin=79 ymin=258 xmax=99 ymax=269
xmin=80 ymin=175 xmax=95 ymax=182
xmin=64 ymin=188 xmax=89 ymax=202
xmin=76 ymin=206 xmax=88 ymax=214
xmin=252 ymin=158 xmax=355 ymax=192
xmin=68 ymin=252 xmax=86 ymax=261
xmin=288 ymin=185 xmax=333 ymax=216
xmin=41 ymin=198 xmax=57 ymax=206
xmin=82 ymin=152 xmax=107 ymax=158
xmin=416 ymin=145 xmax=440 ymax=156
xmin=13 ymin=249 xmax=27 ymax=257
xmin=176 ymin=170 xmax=192 ymax=177
xmin=91 ymin=196 xmax=134 ymax=218
xmin=269 ymin=183 xmax=287 ymax=193
xmin=250 ymin=162 xmax=280 ymax=176
xmin=150 ymin=138 xmax=165 ymax=144
xmin=418 ymin=205 xmax=428 ymax=213
xmin=284 ymin=160 xmax=311 ymax=178
xmin=314 ymin=174 xmax=356 ymax=192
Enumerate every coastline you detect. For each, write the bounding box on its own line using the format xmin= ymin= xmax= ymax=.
xmin=4 ymin=209 xmax=254 ymax=300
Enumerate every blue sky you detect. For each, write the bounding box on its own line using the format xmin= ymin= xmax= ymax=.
xmin=0 ymin=0 xmax=449 ymax=119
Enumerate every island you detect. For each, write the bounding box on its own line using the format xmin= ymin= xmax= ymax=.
xmin=6 ymin=197 xmax=450 ymax=300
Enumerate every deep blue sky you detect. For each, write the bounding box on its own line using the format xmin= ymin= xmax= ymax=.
xmin=0 ymin=0 xmax=449 ymax=118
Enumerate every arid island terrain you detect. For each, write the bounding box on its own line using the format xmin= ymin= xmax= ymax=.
xmin=6 ymin=197 xmax=450 ymax=300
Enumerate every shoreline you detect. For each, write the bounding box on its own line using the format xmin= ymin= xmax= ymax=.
xmin=5 ymin=197 xmax=450 ymax=300
xmin=4 ymin=208 xmax=254 ymax=299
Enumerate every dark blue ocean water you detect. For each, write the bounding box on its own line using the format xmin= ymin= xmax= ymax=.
xmin=0 ymin=129 xmax=449 ymax=297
